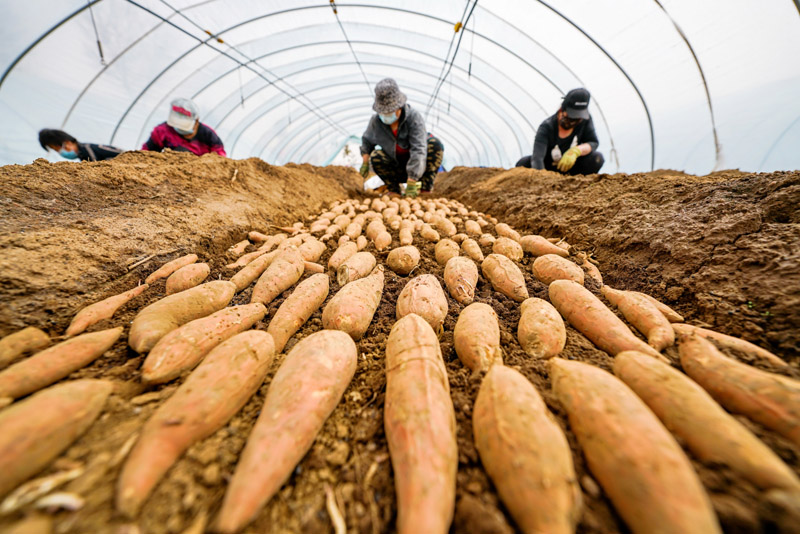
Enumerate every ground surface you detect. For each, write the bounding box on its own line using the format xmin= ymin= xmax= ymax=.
xmin=0 ymin=154 xmax=798 ymax=534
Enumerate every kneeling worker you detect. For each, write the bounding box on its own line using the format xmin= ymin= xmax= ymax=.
xmin=360 ymin=78 xmax=444 ymax=197
xmin=516 ymin=88 xmax=604 ymax=175
xmin=38 ymin=129 xmax=124 ymax=162
xmin=142 ymin=98 xmax=226 ymax=156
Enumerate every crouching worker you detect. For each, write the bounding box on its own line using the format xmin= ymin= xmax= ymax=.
xmin=38 ymin=129 xmax=124 ymax=162
xmin=142 ymin=98 xmax=226 ymax=156
xmin=360 ymin=78 xmax=444 ymax=197
xmin=516 ymin=87 xmax=604 ymax=175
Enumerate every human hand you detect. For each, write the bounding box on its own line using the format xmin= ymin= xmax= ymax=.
xmin=360 ymin=160 xmax=370 ymax=178
xmin=404 ymin=180 xmax=420 ymax=198
xmin=557 ymin=146 xmax=582 ymax=172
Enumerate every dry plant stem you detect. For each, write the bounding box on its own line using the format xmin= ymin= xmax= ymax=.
xmin=0 ymin=328 xmax=122 ymax=400
xmin=128 ymin=281 xmax=236 ymax=353
xmin=678 ymin=334 xmax=800 ymax=447
xmin=384 ymin=314 xmax=457 ymax=534
xmin=474 ymin=365 xmax=582 ymax=534
xmin=65 ymin=284 xmax=149 ymax=337
xmin=550 ymin=358 xmax=721 ymax=534
xmin=267 ymin=274 xmax=330 ymax=353
xmin=614 ymin=350 xmax=800 ymax=491
xmin=0 ymin=327 xmax=50 ymax=369
xmin=117 ymin=331 xmax=275 ymax=517
xmin=0 ymin=379 xmax=112 ymax=498
xmin=215 ymin=331 xmax=357 ymax=533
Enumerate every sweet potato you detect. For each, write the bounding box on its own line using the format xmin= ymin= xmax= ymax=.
xmin=356 ymin=235 xmax=368 ymax=251
xmin=548 ymin=280 xmax=664 ymax=361
xmin=434 ymin=239 xmax=460 ymax=266
xmin=165 ymin=263 xmax=210 ymax=296
xmin=673 ymin=323 xmax=788 ymax=368
xmin=267 ymin=274 xmax=329 ymax=353
xmin=519 ymin=235 xmax=569 ymax=257
xmin=399 ymin=227 xmax=413 ymax=246
xmin=433 ymin=216 xmax=457 ymax=237
xmin=65 ymin=284 xmax=149 ymax=337
xmin=0 ymin=327 xmax=121 ymax=400
xmin=129 ymin=280 xmax=236 ymax=353
xmin=322 ymin=266 xmax=384 ymax=340
xmin=396 ymin=275 xmax=449 ymax=333
xmin=374 ymin=230 xmax=392 ymax=251
xmin=0 ymin=327 xmax=50 ymax=368
xmin=420 ymin=224 xmax=440 ymax=242
xmin=145 ymin=254 xmax=198 ymax=284
xmin=550 ymin=358 xmax=721 ymax=534
xmin=453 ymin=303 xmax=502 ymax=371
xmin=229 ymin=250 xmax=280 ymax=292
xmin=297 ymin=238 xmax=326 ymax=263
xmin=215 ymin=330 xmax=357 ymax=533
xmin=0 ymin=379 xmax=112 ymax=498
xmin=141 ymin=303 xmax=266 ymax=384
xmin=492 ymin=237 xmax=523 ymax=261
xmin=226 ymin=249 xmax=266 ymax=269
xmin=518 ymin=297 xmax=566 ymax=359
xmin=345 ymin=222 xmax=363 ymax=240
xmin=481 ymin=254 xmax=529 ymax=302
xmin=365 ymin=219 xmax=385 ymax=241
xmin=337 ymin=252 xmax=377 ymax=285
xmin=248 ymin=231 xmax=269 ymax=243
xmin=478 ymin=233 xmax=495 ymax=247
xmin=117 ymin=331 xmax=275 ymax=517
xmin=678 ymin=333 xmax=800 ymax=447
xmin=387 ymin=246 xmax=421 ymax=276
xmin=384 ymin=314 xmax=457 ymax=534
xmin=602 ymin=286 xmax=674 ymax=351
xmin=251 ymin=247 xmax=304 ymax=305
xmin=443 ymin=256 xmax=479 ymax=305
xmin=465 ymin=220 xmax=482 ymax=236
xmin=575 ymin=252 xmax=603 ymax=286
xmin=614 ymin=350 xmax=800 ymax=491
xmin=460 ymin=238 xmax=484 ymax=262
xmin=328 ymin=241 xmax=358 ymax=271
xmin=228 ymin=240 xmax=250 ymax=256
xmin=333 ymin=214 xmax=351 ymax=228
xmin=303 ymin=261 xmax=324 ymax=273
xmin=631 ymin=291 xmax=683 ymax=322
xmin=532 ymin=255 xmax=584 ymax=286
xmin=494 ymin=223 xmax=521 ymax=242
xmin=474 ymin=365 xmax=581 ymax=534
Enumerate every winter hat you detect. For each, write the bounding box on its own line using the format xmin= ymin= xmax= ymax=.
xmin=372 ymin=78 xmax=407 ymax=113
xmin=167 ymin=98 xmax=199 ymax=132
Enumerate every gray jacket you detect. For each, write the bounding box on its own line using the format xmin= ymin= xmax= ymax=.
xmin=361 ymin=104 xmax=427 ymax=179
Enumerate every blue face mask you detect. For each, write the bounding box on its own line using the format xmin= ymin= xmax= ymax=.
xmin=59 ymin=149 xmax=78 ymax=160
xmin=379 ymin=112 xmax=397 ymax=125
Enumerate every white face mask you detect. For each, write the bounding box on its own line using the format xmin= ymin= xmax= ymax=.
xmin=379 ymin=112 xmax=397 ymax=125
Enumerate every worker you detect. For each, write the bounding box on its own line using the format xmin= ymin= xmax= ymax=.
xmin=516 ymin=88 xmax=604 ymax=175
xmin=360 ymin=78 xmax=444 ymax=197
xmin=142 ymin=98 xmax=226 ymax=156
xmin=38 ymin=129 xmax=124 ymax=162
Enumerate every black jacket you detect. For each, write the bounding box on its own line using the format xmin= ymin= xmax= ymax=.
xmin=532 ymin=114 xmax=599 ymax=170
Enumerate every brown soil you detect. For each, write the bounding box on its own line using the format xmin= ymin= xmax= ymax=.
xmin=0 ymin=155 xmax=798 ymax=534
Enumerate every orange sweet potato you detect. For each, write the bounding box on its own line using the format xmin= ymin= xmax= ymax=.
xmin=0 ymin=327 xmax=50 ymax=369
xmin=337 ymin=252 xmax=377 ymax=285
xmin=65 ymin=284 xmax=149 ymax=337
xmin=464 ymin=220 xmax=482 ymax=236
xmin=434 ymin=239 xmax=460 ymax=265
xmin=387 ymin=246 xmax=420 ymax=276
xmin=433 ymin=216 xmax=457 ymax=237
xmin=481 ymin=254 xmax=529 ymax=302
xmin=532 ymin=254 xmax=584 ymax=285
xmin=142 ymin=303 xmax=266 ymax=384
xmin=518 ymin=297 xmax=566 ymax=359
xmin=328 ymin=241 xmax=358 ymax=272
xmin=614 ymin=350 xmax=800 ymax=491
xmin=356 ymin=235 xmax=368 ymax=251
xmin=374 ymin=230 xmax=392 ymax=251
xmin=396 ymin=274 xmax=449 ymax=333
xmin=673 ymin=323 xmax=788 ymax=368
xmin=145 ymin=254 xmax=198 ymax=284
xmin=226 ymin=249 xmax=266 ymax=269
xmin=322 ymin=266 xmax=384 ymax=340
xmin=165 ymin=263 xmax=210 ymax=295
xmin=601 ymin=286 xmax=674 ymax=351
xmin=460 ymin=238 xmax=484 ymax=262
xmin=575 ymin=252 xmax=603 ymax=286
xmin=420 ymin=224 xmax=440 ymax=242
xmin=303 ymin=261 xmax=324 ymax=273
xmin=250 ymin=247 xmax=305 ymax=305
xmin=384 ymin=314 xmax=457 ymax=534
xmin=443 ymin=256 xmax=479 ymax=305
xmin=215 ymin=330 xmax=357 ymax=533
xmin=0 ymin=327 xmax=122 ymax=400
xmin=228 ymin=240 xmax=250 ymax=256
xmin=478 ymin=233 xmax=495 ymax=247
xmin=0 ymin=379 xmax=112 ymax=498
xmin=550 ymin=358 xmax=721 ymax=534
xmin=248 ymin=231 xmax=269 ymax=243
xmin=492 ymin=237 xmax=523 ymax=261
xmin=474 ymin=365 xmax=581 ymax=534
xmin=267 ymin=274 xmax=330 ymax=353
xmin=129 ymin=280 xmax=236 ymax=353
xmin=229 ymin=250 xmax=280 ymax=292
xmin=548 ymin=280 xmax=665 ymax=361
xmin=297 ymin=238 xmax=326 ymax=263
xmin=453 ymin=303 xmax=502 ymax=371
xmin=117 ymin=331 xmax=275 ymax=517
xmin=633 ymin=291 xmax=684 ymax=322
xmin=678 ymin=333 xmax=800 ymax=447
xmin=494 ymin=223 xmax=521 ymax=242
xmin=519 ymin=235 xmax=569 ymax=257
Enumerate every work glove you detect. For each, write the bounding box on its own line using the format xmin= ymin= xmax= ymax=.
xmin=404 ymin=180 xmax=421 ymax=198
xmin=556 ymin=146 xmax=582 ymax=172
xmin=359 ymin=160 xmax=370 ymax=179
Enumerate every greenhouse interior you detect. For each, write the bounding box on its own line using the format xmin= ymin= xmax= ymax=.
xmin=1 ymin=1 xmax=799 ymax=533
